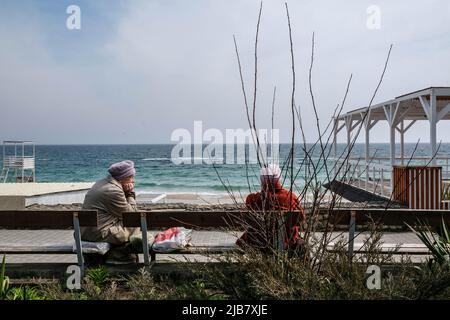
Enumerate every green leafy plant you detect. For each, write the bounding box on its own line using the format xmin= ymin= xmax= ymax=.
xmin=407 ymin=218 xmax=450 ymax=265
xmin=7 ymin=286 xmax=46 ymax=300
xmin=0 ymin=255 xmax=10 ymax=300
xmin=86 ymin=266 xmax=110 ymax=287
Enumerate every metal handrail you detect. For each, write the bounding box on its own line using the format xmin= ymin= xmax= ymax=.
xmin=333 ymin=154 xmax=450 ymax=198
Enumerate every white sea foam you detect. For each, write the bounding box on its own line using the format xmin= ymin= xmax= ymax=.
xmin=142 ymin=157 xmax=224 ymax=161
xmin=136 ymin=189 xmax=225 ymax=196
xmin=142 ymin=158 xmax=171 ymax=161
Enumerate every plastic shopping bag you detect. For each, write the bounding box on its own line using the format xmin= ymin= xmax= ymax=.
xmin=152 ymin=227 xmax=193 ymax=253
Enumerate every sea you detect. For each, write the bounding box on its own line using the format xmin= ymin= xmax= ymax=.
xmin=1 ymin=143 xmax=449 ymax=196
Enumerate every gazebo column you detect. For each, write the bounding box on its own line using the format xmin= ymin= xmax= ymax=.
xmin=400 ymin=121 xmax=405 ymax=165
xmin=389 ymin=123 xmax=396 ymax=191
xmin=344 ymin=115 xmax=362 ymax=181
xmin=344 ymin=116 xmax=352 ymax=181
xmin=430 ymin=92 xmax=437 ymax=165
xmin=436 ymin=98 xmax=450 ymax=168
xmin=362 ymin=116 xmax=379 ymax=191
xmin=419 ymin=91 xmax=439 ymax=165
xmin=383 ymin=103 xmax=399 ymax=166
xmin=345 ymin=115 xmax=352 ymax=148
xmin=393 ymin=106 xmax=410 ymax=165
xmin=383 ymin=102 xmax=400 ymax=191
xmin=361 ymin=112 xmax=371 ymax=191
xmin=333 ymin=118 xmax=346 ymax=158
xmin=389 ymin=124 xmax=395 ymax=163
xmin=396 ymin=120 xmax=417 ymax=165
xmin=333 ymin=118 xmax=346 ymax=177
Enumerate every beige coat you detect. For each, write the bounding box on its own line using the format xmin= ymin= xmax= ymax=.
xmin=81 ymin=175 xmax=140 ymax=245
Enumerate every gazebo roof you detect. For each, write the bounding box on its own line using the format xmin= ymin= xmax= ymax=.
xmin=337 ymin=87 xmax=450 ymax=121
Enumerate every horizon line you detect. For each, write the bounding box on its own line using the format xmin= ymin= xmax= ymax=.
xmin=6 ymin=142 xmax=450 ymax=146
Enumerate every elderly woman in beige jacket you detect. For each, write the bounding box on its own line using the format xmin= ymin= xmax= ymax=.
xmin=81 ymin=160 xmax=141 ymax=263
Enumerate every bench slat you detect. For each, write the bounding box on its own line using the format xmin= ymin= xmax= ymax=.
xmin=0 ymin=250 xmax=74 ymax=254
xmin=0 ymin=210 xmax=97 ymax=229
xmin=323 ymin=208 xmax=450 ymax=228
xmin=123 ymin=211 xmax=302 ymax=229
xmin=123 ymin=211 xmax=247 ymax=228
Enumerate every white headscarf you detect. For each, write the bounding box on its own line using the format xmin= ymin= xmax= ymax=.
xmin=260 ymin=163 xmax=281 ymax=184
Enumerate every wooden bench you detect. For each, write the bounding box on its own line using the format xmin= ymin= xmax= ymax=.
xmin=0 ymin=210 xmax=100 ymax=272
xmin=319 ymin=208 xmax=450 ymax=258
xmin=1 ymin=208 xmax=449 ymax=272
xmin=0 ymin=209 xmax=260 ymax=272
xmin=124 ymin=208 xmax=450 ymax=264
xmin=0 ymin=209 xmax=255 ymax=271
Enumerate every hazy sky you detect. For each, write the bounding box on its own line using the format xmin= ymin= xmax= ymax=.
xmin=0 ymin=0 xmax=449 ymax=144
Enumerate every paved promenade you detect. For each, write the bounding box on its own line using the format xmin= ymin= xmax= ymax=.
xmin=0 ymin=229 xmax=430 ymax=264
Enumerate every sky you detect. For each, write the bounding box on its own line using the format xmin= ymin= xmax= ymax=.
xmin=0 ymin=0 xmax=449 ymax=144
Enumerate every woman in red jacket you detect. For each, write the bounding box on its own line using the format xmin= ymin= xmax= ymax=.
xmin=237 ymin=163 xmax=305 ymax=253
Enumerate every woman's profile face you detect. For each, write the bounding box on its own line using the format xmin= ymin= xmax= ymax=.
xmin=120 ymin=176 xmax=135 ymax=185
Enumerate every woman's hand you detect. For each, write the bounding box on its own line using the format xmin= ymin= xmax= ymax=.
xmin=122 ymin=182 xmax=134 ymax=193
xmin=120 ymin=176 xmax=135 ymax=198
xmin=122 ymin=183 xmax=136 ymax=199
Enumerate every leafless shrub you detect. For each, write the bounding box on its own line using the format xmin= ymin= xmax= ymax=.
xmin=176 ymin=1 xmax=450 ymax=300
xmin=125 ymin=268 xmax=167 ymax=300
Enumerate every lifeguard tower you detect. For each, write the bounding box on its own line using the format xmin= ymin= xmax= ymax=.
xmin=1 ymin=141 xmax=36 ymax=183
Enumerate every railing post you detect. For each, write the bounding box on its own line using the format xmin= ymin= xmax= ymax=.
xmin=365 ymin=164 xmax=369 ymax=191
xmin=140 ymin=212 xmax=151 ymax=265
xmin=373 ymin=166 xmax=376 ymax=193
xmin=357 ymin=164 xmax=361 ymax=187
xmin=348 ymin=210 xmax=356 ymax=261
xmin=73 ymin=212 xmax=84 ymax=276
xmin=381 ymin=168 xmax=384 ymax=196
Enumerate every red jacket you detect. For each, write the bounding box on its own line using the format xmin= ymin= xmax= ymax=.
xmin=238 ymin=181 xmax=305 ymax=250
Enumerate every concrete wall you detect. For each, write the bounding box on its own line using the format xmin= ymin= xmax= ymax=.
xmin=25 ymin=190 xmax=89 ymax=206
xmin=0 ymin=196 xmax=26 ymax=209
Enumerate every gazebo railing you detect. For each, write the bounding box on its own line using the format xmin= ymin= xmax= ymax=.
xmin=333 ymin=156 xmax=450 ymax=198
xmin=334 ymin=158 xmax=392 ymax=196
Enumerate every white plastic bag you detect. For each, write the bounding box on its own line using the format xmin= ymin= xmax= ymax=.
xmin=73 ymin=241 xmax=111 ymax=255
xmin=152 ymin=227 xmax=192 ymax=253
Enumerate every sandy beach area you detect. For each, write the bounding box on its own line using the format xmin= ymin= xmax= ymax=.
xmin=0 ymin=181 xmax=356 ymax=209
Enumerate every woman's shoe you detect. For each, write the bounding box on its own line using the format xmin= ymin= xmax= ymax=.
xmin=104 ymin=245 xmax=139 ymax=265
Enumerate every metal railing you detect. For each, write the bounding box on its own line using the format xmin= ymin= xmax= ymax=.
xmin=347 ymin=156 xmax=450 ymax=178
xmin=334 ymin=158 xmax=391 ymax=197
xmin=333 ymin=156 xmax=450 ymax=197
xmin=3 ymin=156 xmax=35 ymax=169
